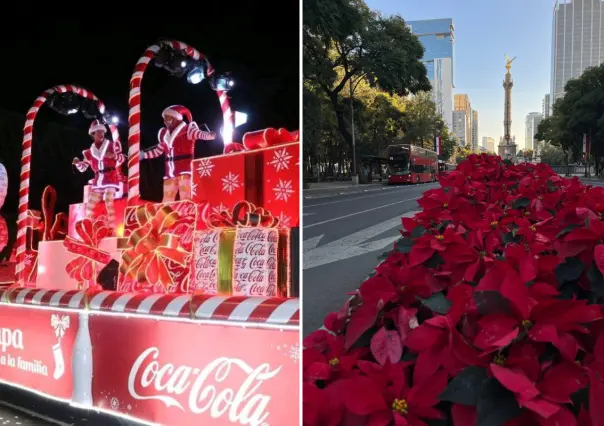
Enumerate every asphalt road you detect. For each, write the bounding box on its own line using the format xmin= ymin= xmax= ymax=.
xmin=302 ymin=182 xmax=439 ymax=336
xmin=0 ymin=385 xmax=146 ymax=426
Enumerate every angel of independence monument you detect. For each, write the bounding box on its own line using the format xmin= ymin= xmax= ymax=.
xmin=498 ymin=54 xmax=518 ymax=162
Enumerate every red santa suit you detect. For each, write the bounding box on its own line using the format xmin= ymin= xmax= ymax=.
xmin=142 ymin=105 xmax=215 ymax=179
xmin=76 ymin=120 xmax=125 ymax=192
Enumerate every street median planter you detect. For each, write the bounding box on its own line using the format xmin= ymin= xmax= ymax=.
xmin=303 ymin=153 xmax=604 ymax=425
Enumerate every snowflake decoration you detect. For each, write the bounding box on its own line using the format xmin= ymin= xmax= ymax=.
xmin=268 ymin=148 xmax=293 ymax=172
xmin=191 ymin=181 xmax=198 ymax=198
xmin=212 ymin=202 xmax=229 ymax=215
xmin=221 ymin=172 xmax=241 ymax=194
xmin=196 ymin=158 xmax=215 ymax=178
xmin=277 ymin=212 xmax=291 ymax=228
xmin=288 ymin=344 xmax=300 ymax=363
xmin=273 ymin=179 xmax=294 ymax=202
xmin=110 ymin=397 xmax=120 ymax=410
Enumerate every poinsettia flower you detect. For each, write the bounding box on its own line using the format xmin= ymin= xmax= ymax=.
xmin=343 ymin=363 xmax=448 ymax=426
xmin=304 ymin=334 xmax=365 ymax=382
xmin=475 ymin=262 xmax=601 ymax=358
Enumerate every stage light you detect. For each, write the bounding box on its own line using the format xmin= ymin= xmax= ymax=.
xmin=67 ymin=109 xmax=78 ymax=115
xmin=211 ymin=73 xmax=235 ymax=91
xmin=187 ymin=66 xmax=204 ymax=84
xmin=180 ymin=61 xmax=187 ymax=68
xmin=110 ymin=116 xmax=119 ymax=124
xmin=234 ymin=111 xmax=247 ymax=127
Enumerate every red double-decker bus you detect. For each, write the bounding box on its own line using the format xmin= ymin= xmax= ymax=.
xmin=387 ymin=144 xmax=438 ymax=184
xmin=438 ymin=160 xmax=456 ymax=174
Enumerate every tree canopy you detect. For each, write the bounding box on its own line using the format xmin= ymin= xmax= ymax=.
xmin=536 ymin=62 xmax=604 ymax=173
xmin=303 ymin=0 xmax=457 ymax=178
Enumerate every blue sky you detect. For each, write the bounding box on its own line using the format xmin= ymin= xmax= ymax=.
xmin=364 ymin=0 xmax=554 ymax=150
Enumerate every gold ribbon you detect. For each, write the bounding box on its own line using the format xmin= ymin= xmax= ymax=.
xmin=119 ymin=203 xmax=190 ymax=290
xmin=206 ymin=201 xmax=280 ymax=229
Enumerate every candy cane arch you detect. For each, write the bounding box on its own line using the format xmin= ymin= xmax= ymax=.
xmin=127 ymin=40 xmax=235 ymax=202
xmin=16 ymin=85 xmax=106 ymax=285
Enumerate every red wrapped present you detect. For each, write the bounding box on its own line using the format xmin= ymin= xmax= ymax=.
xmin=117 ymin=203 xmax=191 ymax=294
xmin=123 ymin=200 xmax=209 ymax=250
xmin=190 ymin=201 xmax=291 ymax=297
xmin=62 ymin=219 xmax=113 ymax=290
xmin=192 ymin=127 xmax=299 ymax=228
xmin=68 ymin=198 xmax=127 ymax=239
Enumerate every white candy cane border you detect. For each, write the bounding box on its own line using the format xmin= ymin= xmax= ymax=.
xmin=127 ymin=40 xmax=235 ymax=203
xmin=15 ymin=85 xmax=106 ymax=286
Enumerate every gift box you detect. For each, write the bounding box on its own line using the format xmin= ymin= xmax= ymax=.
xmin=123 ymin=200 xmax=208 ymax=250
xmin=192 ymin=131 xmax=299 ymax=228
xmin=117 ymin=203 xmax=192 ymax=294
xmin=68 ymin=198 xmax=127 ymax=240
xmin=189 ymin=201 xmax=291 ymax=297
xmin=38 ymin=236 xmax=122 ymax=291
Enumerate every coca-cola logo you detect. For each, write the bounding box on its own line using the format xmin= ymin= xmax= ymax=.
xmin=128 ymin=347 xmax=281 ymax=425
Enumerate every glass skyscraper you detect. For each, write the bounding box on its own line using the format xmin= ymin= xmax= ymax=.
xmin=551 ymin=0 xmax=604 ymax=102
xmin=407 ymin=19 xmax=455 ymax=131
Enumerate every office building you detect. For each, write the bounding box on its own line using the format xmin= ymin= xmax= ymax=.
xmin=482 ymin=137 xmax=496 ymax=153
xmin=550 ymin=0 xmax=604 ymax=103
xmin=407 ymin=19 xmax=455 ymax=130
xmin=543 ymin=94 xmax=551 ymax=118
xmin=454 ymin=94 xmax=472 ymax=146
xmin=452 ymin=110 xmax=467 ymax=146
xmin=525 ymin=112 xmax=543 ymax=151
xmin=471 ymin=110 xmax=479 ymax=150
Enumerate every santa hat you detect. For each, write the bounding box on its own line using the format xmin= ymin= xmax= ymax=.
xmin=162 ymin=105 xmax=192 ymax=122
xmin=88 ymin=119 xmax=107 ymax=135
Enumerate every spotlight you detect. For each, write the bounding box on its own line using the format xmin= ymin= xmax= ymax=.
xmin=187 ymin=66 xmax=205 ymax=84
xmin=234 ymin=111 xmax=247 ymax=127
xmin=211 ymin=73 xmax=235 ymax=91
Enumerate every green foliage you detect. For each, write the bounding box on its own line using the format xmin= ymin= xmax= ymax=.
xmin=303 ymin=0 xmax=455 ymax=173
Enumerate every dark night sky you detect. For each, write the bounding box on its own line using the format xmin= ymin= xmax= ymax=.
xmin=0 ymin=7 xmax=299 ymax=219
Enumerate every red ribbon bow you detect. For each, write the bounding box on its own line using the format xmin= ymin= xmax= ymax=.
xmin=207 ymin=201 xmax=279 ymax=228
xmin=224 ymin=128 xmax=299 ymax=154
xmin=63 ymin=219 xmax=113 ymax=287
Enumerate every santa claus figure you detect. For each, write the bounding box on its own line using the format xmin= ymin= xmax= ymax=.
xmin=140 ymin=105 xmax=216 ymax=202
xmin=72 ymin=120 xmax=125 ymax=229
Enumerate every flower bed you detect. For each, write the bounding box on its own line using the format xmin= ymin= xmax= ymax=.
xmin=303 ymin=154 xmax=604 ymax=426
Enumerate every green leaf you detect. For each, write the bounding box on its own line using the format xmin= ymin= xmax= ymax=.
xmin=395 ymin=237 xmax=413 ymax=253
xmin=547 ymin=180 xmax=556 ymax=192
xmin=512 ymin=197 xmax=530 ymax=209
xmin=476 ymin=379 xmax=522 ymax=426
xmin=440 ymin=366 xmax=488 ymax=406
xmin=424 ymin=252 xmax=445 ymax=269
xmin=418 ymin=292 xmax=451 ymax=314
xmin=555 ymin=223 xmax=581 ymax=239
xmin=474 ymin=291 xmax=513 ymax=316
xmin=410 ymin=225 xmax=425 ymax=239
xmin=555 ymin=257 xmax=585 ymax=285
xmin=587 ymin=262 xmax=604 ymax=299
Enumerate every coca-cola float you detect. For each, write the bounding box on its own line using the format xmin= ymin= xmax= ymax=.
xmin=1 ymin=40 xmax=300 ymax=425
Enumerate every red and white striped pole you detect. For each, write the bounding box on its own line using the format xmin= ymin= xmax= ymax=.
xmin=15 ymin=85 xmax=106 ymax=286
xmin=127 ymin=40 xmax=235 ymax=204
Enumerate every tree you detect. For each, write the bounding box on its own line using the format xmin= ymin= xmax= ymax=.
xmin=524 ymin=149 xmax=534 ymax=162
xmin=539 ymin=142 xmax=566 ymax=165
xmin=303 ymin=0 xmax=430 ymax=153
xmin=455 ymin=145 xmax=472 ymax=164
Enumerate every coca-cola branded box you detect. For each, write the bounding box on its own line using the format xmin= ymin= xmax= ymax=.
xmin=22 ymin=210 xmax=42 ymax=286
xmin=117 ymin=200 xmax=210 ymax=294
xmin=190 ymin=227 xmax=291 ymax=297
xmin=191 ymin=142 xmax=299 ymax=228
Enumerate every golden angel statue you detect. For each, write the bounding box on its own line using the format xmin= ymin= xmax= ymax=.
xmin=505 ymin=54 xmax=517 ymax=72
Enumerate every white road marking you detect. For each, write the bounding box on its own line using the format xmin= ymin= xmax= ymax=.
xmin=303 ymin=197 xmax=420 ymax=229
xmin=303 ymin=235 xmax=324 ymax=252
xmin=303 ymin=211 xmax=419 ymax=270
xmin=303 ymin=185 xmax=432 ymax=208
